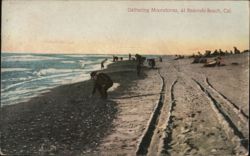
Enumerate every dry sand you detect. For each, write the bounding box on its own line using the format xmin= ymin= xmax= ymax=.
xmin=96 ymin=53 xmax=249 ymax=155
xmin=157 ymin=53 xmax=249 ymax=156
xmin=1 ymin=53 xmax=249 ymax=155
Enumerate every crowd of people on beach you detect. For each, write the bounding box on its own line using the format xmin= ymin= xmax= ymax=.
xmin=94 ymin=46 xmax=249 ymax=99
xmin=91 ymin=53 xmax=162 ymax=99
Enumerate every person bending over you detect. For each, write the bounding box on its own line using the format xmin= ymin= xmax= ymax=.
xmin=90 ymin=71 xmax=113 ymax=99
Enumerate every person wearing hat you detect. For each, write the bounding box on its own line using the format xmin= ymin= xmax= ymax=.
xmin=90 ymin=71 xmax=113 ymax=99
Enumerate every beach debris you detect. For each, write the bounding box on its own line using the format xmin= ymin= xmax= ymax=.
xmin=203 ymin=60 xmax=217 ymax=67
xmin=174 ymin=55 xmax=185 ymax=60
xmin=192 ymin=57 xmax=207 ymax=64
xmin=189 ymin=46 xmax=246 ymax=59
xmin=203 ymin=57 xmax=226 ymax=67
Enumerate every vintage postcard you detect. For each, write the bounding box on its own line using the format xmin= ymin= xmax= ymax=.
xmin=1 ymin=0 xmax=249 ymax=155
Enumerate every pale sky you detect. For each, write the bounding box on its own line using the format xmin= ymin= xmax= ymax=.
xmin=2 ymin=1 xmax=249 ymax=55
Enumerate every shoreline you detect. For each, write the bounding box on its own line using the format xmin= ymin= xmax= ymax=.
xmin=0 ymin=57 xmax=114 ymax=108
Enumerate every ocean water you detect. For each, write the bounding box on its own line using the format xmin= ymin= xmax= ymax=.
xmin=1 ymin=53 xmax=121 ymax=106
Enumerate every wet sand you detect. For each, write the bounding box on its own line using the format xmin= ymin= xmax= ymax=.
xmin=1 ymin=60 xmax=151 ymax=155
xmin=1 ymin=53 xmax=249 ymax=155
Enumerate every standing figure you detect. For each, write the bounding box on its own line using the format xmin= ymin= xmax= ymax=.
xmin=147 ymin=59 xmax=155 ymax=68
xmin=129 ymin=53 xmax=132 ymax=60
xmin=101 ymin=62 xmax=104 ymax=69
xmin=101 ymin=58 xmax=107 ymax=69
xmin=159 ymin=57 xmax=162 ymax=62
xmin=90 ymin=72 xmax=113 ymax=99
xmin=137 ymin=62 xmax=141 ymax=76
xmin=136 ymin=57 xmax=143 ymax=76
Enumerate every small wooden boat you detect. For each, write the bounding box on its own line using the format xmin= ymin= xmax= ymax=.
xmin=204 ymin=60 xmax=217 ymax=67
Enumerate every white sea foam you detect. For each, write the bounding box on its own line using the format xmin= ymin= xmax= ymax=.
xmin=1 ymin=86 xmax=49 ymax=99
xmin=70 ymin=73 xmax=90 ymax=83
xmin=78 ymin=59 xmax=103 ymax=68
xmin=2 ymin=71 xmax=83 ymax=92
xmin=1 ymin=76 xmax=34 ymax=82
xmin=1 ymin=85 xmax=53 ymax=106
xmin=1 ymin=96 xmax=32 ymax=106
xmin=79 ymin=60 xmax=96 ymax=64
xmin=51 ymin=73 xmax=90 ymax=84
xmin=80 ymin=59 xmax=113 ymax=72
xmin=33 ymin=68 xmax=83 ymax=76
xmin=2 ymin=55 xmax=62 ymax=62
xmin=1 ymin=91 xmax=49 ymax=106
xmin=1 ymin=68 xmax=32 ymax=73
xmin=66 ymin=54 xmax=111 ymax=58
xmin=104 ymin=60 xmax=113 ymax=69
xmin=61 ymin=61 xmax=75 ymax=64
xmin=1 ymin=73 xmax=90 ymax=106
xmin=84 ymin=63 xmax=102 ymax=71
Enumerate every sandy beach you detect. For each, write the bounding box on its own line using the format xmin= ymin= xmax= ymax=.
xmin=1 ymin=53 xmax=249 ymax=155
xmin=2 ymin=1 xmax=249 ymax=155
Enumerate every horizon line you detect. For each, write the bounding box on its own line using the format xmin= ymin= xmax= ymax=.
xmin=1 ymin=51 xmax=167 ymax=56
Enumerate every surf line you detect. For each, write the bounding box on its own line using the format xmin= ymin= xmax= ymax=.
xmin=136 ymin=69 xmax=166 ymax=155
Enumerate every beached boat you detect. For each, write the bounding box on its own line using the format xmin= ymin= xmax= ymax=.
xmin=204 ymin=60 xmax=217 ymax=67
